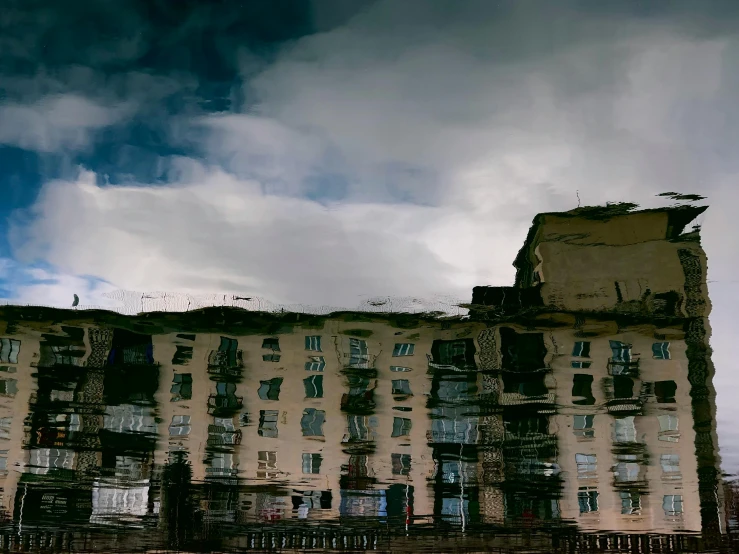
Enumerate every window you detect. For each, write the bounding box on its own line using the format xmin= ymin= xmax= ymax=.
xmin=658 ymin=414 xmax=679 ymax=442
xmin=663 ymin=495 xmax=683 ymax=516
xmin=0 ymin=417 xmax=11 ymax=440
xmin=69 ymin=413 xmax=81 ymax=432
xmin=655 ymin=380 xmax=677 ymax=403
xmin=208 ymin=452 xmax=236 ymax=477
xmin=208 ymin=337 xmax=241 ymax=372
xmin=209 ymin=417 xmax=239 ymax=446
xmin=303 ymin=375 xmax=324 ymax=398
xmin=572 ymin=341 xmax=591 ymax=357
xmin=176 ymin=334 xmax=195 ymax=341
xmin=257 ymin=378 xmax=283 ymax=401
xmin=30 ymin=448 xmax=74 ymax=474
xmin=572 ymin=374 xmax=595 ymax=405
xmin=262 ymin=353 xmax=281 ymax=362
xmin=0 ymin=339 xmax=20 ymax=364
xmin=653 ymin=342 xmax=670 ymax=360
xmin=612 ymin=375 xmax=634 ymax=399
xmin=172 ymin=345 xmax=193 ymax=365
xmin=392 ymin=453 xmax=411 ymax=476
xmin=169 ymin=415 xmax=191 ymax=437
xmin=571 ymin=361 xmax=592 ymax=369
xmin=391 ymin=379 xmax=412 ymax=397
xmin=392 ymin=343 xmax=415 ymax=357
xmin=258 ymin=410 xmax=279 ymax=438
xmin=305 ymin=356 xmax=326 ymax=372
xmin=432 ymin=338 xmax=477 ymax=370
xmin=305 ymin=336 xmax=322 ymax=352
xmin=210 ymin=381 xmax=242 ymax=411
xmin=104 ymin=404 xmax=157 ymax=435
xmin=348 ymin=338 xmax=369 ymax=368
xmin=575 ymin=453 xmax=597 ymax=479
xmin=262 ymin=338 xmax=280 ymax=351
xmin=390 ymin=366 xmax=412 ymax=372
xmin=660 ymin=454 xmax=681 ymax=479
xmin=0 ymin=451 xmax=8 ymax=471
xmin=347 ymin=415 xmax=377 ymax=442
xmin=613 ymin=416 xmax=637 ymax=443
xmin=620 ymin=491 xmax=641 ymax=515
xmin=170 ymin=373 xmax=192 ymax=402
xmin=0 ymin=378 xmax=17 ymax=397
xmin=578 ymin=488 xmax=599 ymax=513
xmin=391 ymin=417 xmax=412 ymax=438
xmin=614 ymin=458 xmax=640 ymax=482
xmin=610 ymin=340 xmax=632 ymax=363
xmin=503 ymin=373 xmax=548 ymax=397
xmin=301 ymin=408 xmax=325 ymax=437
xmin=302 ymin=453 xmax=322 ymax=474
xmin=573 ymin=415 xmax=594 ymax=438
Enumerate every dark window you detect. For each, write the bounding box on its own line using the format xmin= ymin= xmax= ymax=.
xmin=347 ymin=415 xmax=376 ymax=441
xmin=652 ymin=342 xmax=670 ymax=360
xmin=391 ymin=379 xmax=412 ymax=396
xmin=348 ymin=338 xmax=369 ymax=368
xmin=503 ymin=373 xmax=548 ymax=397
xmin=209 ymin=336 xmax=239 ymax=369
xmin=172 ymin=345 xmax=193 ymax=365
xmin=571 ymin=361 xmax=592 ymax=369
xmin=609 ymin=340 xmax=632 ymax=363
xmin=572 ymin=374 xmax=595 ymax=405
xmin=392 ymin=343 xmax=415 ymax=357
xmin=170 ymin=373 xmax=192 ymax=402
xmin=0 ymin=379 xmax=17 ymax=397
xmin=302 ymin=453 xmax=322 ymax=474
xmin=613 ymin=376 xmax=634 ymax=399
xmin=257 ymin=378 xmax=283 ymax=401
xmin=391 ymin=453 xmax=411 ymax=475
xmin=430 ymin=338 xmax=477 ymax=370
xmin=305 ymin=356 xmax=326 ymax=371
xmin=499 ymin=328 xmax=546 ymax=372
xmin=262 ymin=338 xmax=280 ymax=351
xmin=262 ymin=353 xmax=281 ymax=362
xmin=258 ymin=410 xmax=279 ymax=438
xmin=572 ymin=341 xmax=591 ymax=357
xmin=305 ymin=336 xmax=322 ymax=352
xmin=304 ymin=375 xmax=324 ymax=398
xmin=301 ymin=409 xmax=325 ymax=437
xmin=621 ymin=491 xmax=641 ymax=515
xmin=176 ymin=334 xmax=196 ymax=341
xmin=655 ymin=380 xmax=677 ymax=403
xmin=578 ymin=488 xmax=599 ymax=513
xmin=391 ymin=417 xmax=412 ymax=437
xmin=573 ymin=415 xmax=595 ymax=438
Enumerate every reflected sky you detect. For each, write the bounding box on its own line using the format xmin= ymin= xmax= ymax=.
xmin=2 ymin=0 xmax=739 ymax=531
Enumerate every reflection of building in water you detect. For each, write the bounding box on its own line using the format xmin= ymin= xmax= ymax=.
xmin=0 ymin=202 xmax=723 ymax=545
xmin=153 ymin=320 xmax=488 ymax=523
xmin=471 ymin=204 xmax=722 ymax=535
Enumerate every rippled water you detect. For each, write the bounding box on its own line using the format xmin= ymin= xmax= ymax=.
xmin=0 ymin=203 xmax=732 ymax=552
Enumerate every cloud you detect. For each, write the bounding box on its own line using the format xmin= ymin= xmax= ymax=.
xmin=9 ymin=167 xmax=535 ymax=310
xmin=181 ymin=0 xmax=736 ymax=213
xmin=0 ymin=94 xmax=133 ymax=153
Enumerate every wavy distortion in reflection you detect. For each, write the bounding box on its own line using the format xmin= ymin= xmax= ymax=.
xmin=0 ymin=203 xmax=729 ymax=552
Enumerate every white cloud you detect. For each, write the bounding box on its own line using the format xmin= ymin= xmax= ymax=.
xmin=0 ymin=94 xmax=132 ymax=152
xmin=9 ymin=167 xmax=532 ymax=310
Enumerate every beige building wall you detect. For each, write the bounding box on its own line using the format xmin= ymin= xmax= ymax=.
xmin=548 ymin=325 xmax=699 ymax=533
xmin=0 ymin=329 xmax=40 ymax=515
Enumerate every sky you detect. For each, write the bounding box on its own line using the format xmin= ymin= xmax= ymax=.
xmin=2 ymin=0 xmax=739 ymax=468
